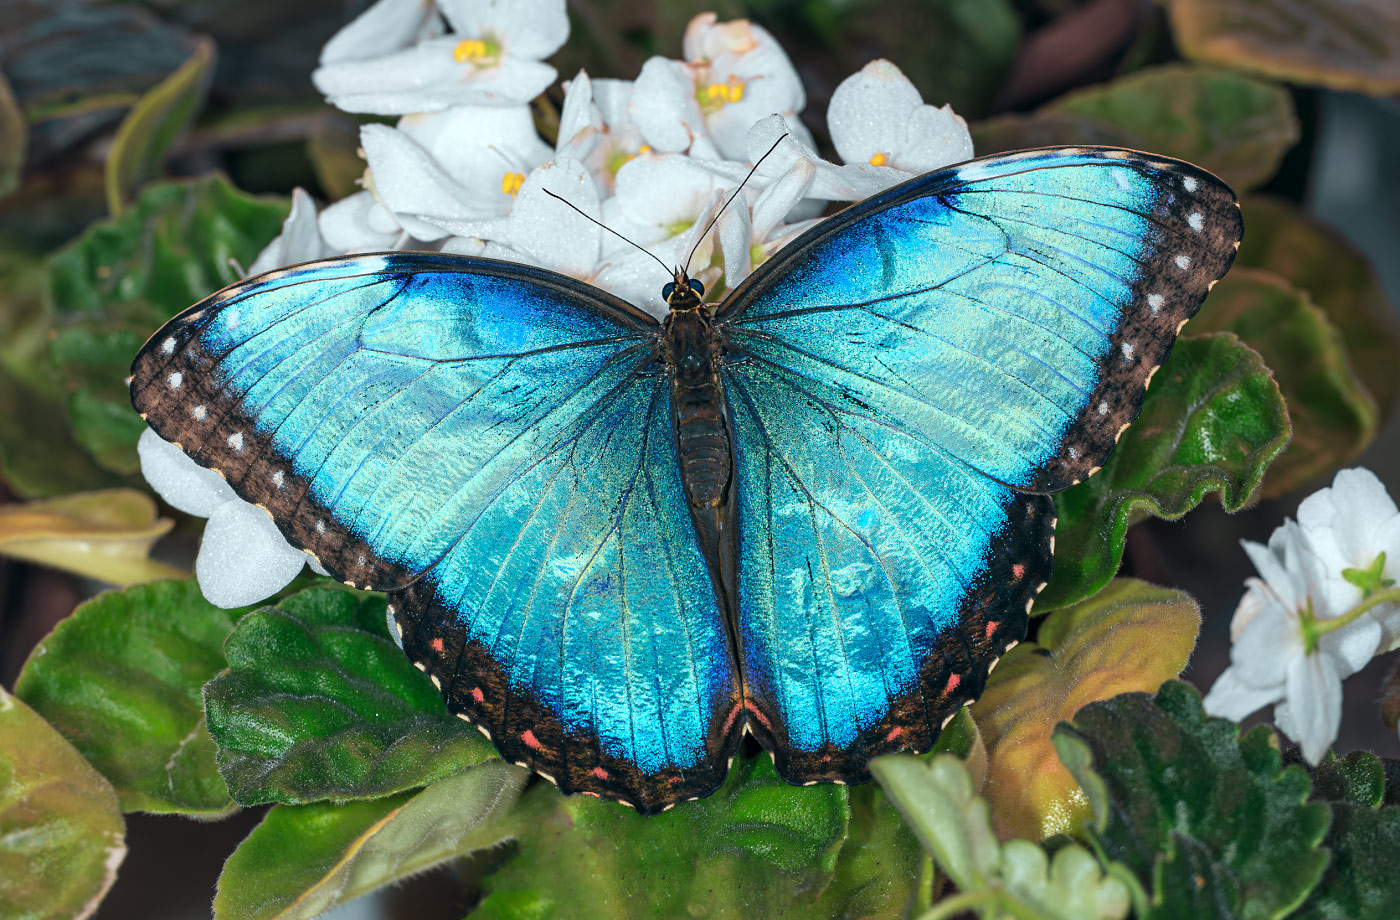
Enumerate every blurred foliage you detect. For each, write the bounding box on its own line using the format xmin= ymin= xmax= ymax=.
xmin=1 ymin=0 xmax=1399 ymax=918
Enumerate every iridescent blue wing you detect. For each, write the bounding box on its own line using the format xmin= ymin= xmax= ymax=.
xmin=716 ymin=147 xmax=1241 ymax=781
xmin=131 ymin=253 xmax=742 ymax=812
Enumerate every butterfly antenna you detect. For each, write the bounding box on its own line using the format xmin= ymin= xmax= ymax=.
xmin=683 ymin=133 xmax=789 ymax=276
xmin=543 ymin=189 xmax=670 ymax=275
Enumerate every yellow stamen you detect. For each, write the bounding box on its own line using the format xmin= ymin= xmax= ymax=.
xmin=453 ymin=39 xmax=489 ymax=62
xmin=501 ymin=171 xmax=525 ymax=196
xmin=869 ymin=152 xmax=889 ymax=167
xmin=697 ymin=78 xmax=747 ymax=112
xmin=639 ymin=144 xmax=653 ymax=154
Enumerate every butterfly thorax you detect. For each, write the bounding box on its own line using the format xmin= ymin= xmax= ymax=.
xmin=662 ymin=304 xmax=732 ymax=518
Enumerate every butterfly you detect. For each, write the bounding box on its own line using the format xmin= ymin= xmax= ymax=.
xmin=130 ymin=146 xmax=1241 ymax=814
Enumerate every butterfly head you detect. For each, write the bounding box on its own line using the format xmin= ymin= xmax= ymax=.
xmin=663 ymin=271 xmax=706 ymax=311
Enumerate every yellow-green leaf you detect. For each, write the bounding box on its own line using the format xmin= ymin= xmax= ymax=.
xmin=971 ymin=580 xmax=1200 ymax=840
xmin=1168 ymin=0 xmax=1400 ymax=96
xmin=0 ymin=70 xmax=24 ymax=199
xmin=0 ymin=686 xmax=126 ymax=920
xmin=0 ymin=488 xmax=185 ymax=584
xmin=213 ymin=761 xmax=528 ymax=920
xmin=105 ymin=37 xmax=216 ymax=216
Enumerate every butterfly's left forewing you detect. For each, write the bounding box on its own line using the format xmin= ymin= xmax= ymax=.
xmin=717 ymin=147 xmax=1241 ymax=781
xmin=132 ymin=253 xmax=742 ymax=812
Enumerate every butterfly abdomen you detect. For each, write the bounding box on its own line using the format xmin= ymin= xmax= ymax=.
xmin=664 ymin=309 xmax=732 ymax=511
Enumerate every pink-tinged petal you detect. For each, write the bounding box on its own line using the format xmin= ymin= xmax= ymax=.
xmin=248 ymin=188 xmax=331 ymax=276
xmin=319 ymin=0 xmax=442 ymax=65
xmin=902 ymin=103 xmax=974 ymax=173
xmin=1281 ymin=651 xmax=1342 ymax=765
xmin=317 ymin=191 xmax=403 ymax=252
xmin=1202 ymin=665 xmax=1283 ymax=722
xmin=197 ymin=501 xmax=308 ymax=609
xmin=1230 ymin=578 xmax=1269 ymax=641
xmin=682 ymin=15 xmax=805 ymax=110
xmin=828 ymin=60 xmax=923 ymax=167
xmin=137 ymin=428 xmax=236 ymax=518
xmin=362 ymin=124 xmax=484 ymax=239
xmin=631 ymin=57 xmax=707 ymax=154
xmin=439 ymin=0 xmax=569 ymax=61
xmin=750 ymin=157 xmax=814 ymax=242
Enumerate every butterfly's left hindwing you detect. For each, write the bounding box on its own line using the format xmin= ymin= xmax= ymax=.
xmin=131 ymin=253 xmax=743 ymax=813
xmin=717 ymin=147 xmax=1240 ymax=781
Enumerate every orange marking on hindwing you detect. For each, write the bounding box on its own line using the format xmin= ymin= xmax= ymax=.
xmin=886 ymin=726 xmax=903 ymax=742
xmin=521 ymin=729 xmax=542 ymax=750
xmin=471 ymin=687 xmax=484 ymax=704
xmin=591 ymin=766 xmax=609 ymax=780
xmin=430 ymin=638 xmax=444 ymax=653
xmin=945 ymin=673 xmax=962 ymax=694
xmin=986 ymin=621 xmax=999 ymax=638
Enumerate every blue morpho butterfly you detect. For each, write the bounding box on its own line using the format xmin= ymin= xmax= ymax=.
xmin=130 ymin=146 xmax=1241 ymax=814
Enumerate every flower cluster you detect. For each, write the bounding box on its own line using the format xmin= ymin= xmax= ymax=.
xmin=1204 ymin=468 xmax=1400 ymax=763
xmin=139 ymin=0 xmax=975 ymax=607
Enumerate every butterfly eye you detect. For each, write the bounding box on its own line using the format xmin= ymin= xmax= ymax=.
xmin=688 ymin=279 xmax=705 ymax=297
xmin=662 ymin=282 xmax=676 ymax=300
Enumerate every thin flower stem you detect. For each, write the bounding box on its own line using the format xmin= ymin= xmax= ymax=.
xmin=1312 ymin=587 xmax=1400 ymax=641
xmin=918 ymin=890 xmax=993 ymax=920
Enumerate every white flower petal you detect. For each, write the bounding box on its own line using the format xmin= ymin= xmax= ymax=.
xmin=1202 ymin=665 xmax=1282 ymax=722
xmin=507 ymin=157 xmax=603 ymax=277
xmin=592 ymin=78 xmax=634 ymax=129
xmin=318 ymin=191 xmax=404 ymax=252
xmin=248 ymin=188 xmax=331 ymax=276
xmin=902 ymin=103 xmax=975 ymax=173
xmin=320 ymin=0 xmax=442 ymax=65
xmin=438 ymin=0 xmax=569 ymax=61
xmin=396 ymin=105 xmax=552 ymax=209
xmin=559 ymin=70 xmax=602 ymax=152
xmin=630 ymin=57 xmax=708 ymax=154
xmin=1319 ymin=613 xmax=1381 ymax=676
xmin=1281 ymin=651 xmax=1342 ymax=765
xmin=716 ymin=196 xmax=752 ymax=288
xmin=315 ymin=39 xmax=556 ymax=115
xmin=612 ymin=153 xmax=726 ymax=239
xmin=197 ymin=501 xmax=308 ymax=609
xmin=362 ymin=123 xmax=485 ymax=239
xmin=746 ymin=114 xmax=908 ymax=200
xmin=828 ymin=59 xmax=923 ymax=167
xmin=138 ymin=427 xmax=236 ymax=517
xmin=750 ymin=157 xmax=814 ymax=243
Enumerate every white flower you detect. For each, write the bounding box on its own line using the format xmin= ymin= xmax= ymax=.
xmin=558 ymin=71 xmax=648 ymax=193
xmin=247 ymin=188 xmax=334 ymax=276
xmin=630 ymin=13 xmax=811 ymax=162
xmin=317 ymin=190 xmax=405 ymax=253
xmin=1296 ymin=467 xmax=1400 ymax=650
xmin=361 ymin=105 xmax=551 ymax=240
xmin=827 ymin=59 xmax=974 ymax=173
xmin=1204 ymin=520 xmax=1383 ymax=764
xmin=138 ymin=429 xmax=321 ymax=609
xmin=317 ymin=0 xmax=444 ymax=66
xmin=313 ymin=0 xmax=569 ymax=115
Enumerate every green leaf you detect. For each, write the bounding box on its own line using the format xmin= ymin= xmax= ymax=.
xmin=810 ymin=783 xmax=923 ymax=920
xmin=971 ymin=580 xmax=1200 ymax=840
xmin=975 ymin=65 xmax=1298 ymax=193
xmin=12 ymin=578 xmax=298 ymax=816
xmin=473 ymin=751 xmax=852 ymax=919
xmin=1304 ymin=751 xmax=1386 ymax=808
xmin=105 ymin=37 xmax=216 ymax=216
xmin=0 ymin=686 xmax=126 ymax=920
xmin=213 ymin=761 xmax=528 ymax=920
xmin=872 ymin=754 xmax=1130 ymax=920
xmin=0 ymin=71 xmax=24 ymax=199
xmin=1040 ymin=333 xmax=1290 ymax=609
xmin=1052 ymin=681 xmax=1331 ymax=920
xmin=204 ymin=587 xmax=496 ymax=805
xmin=1235 ymin=196 xmax=1400 ymax=418
xmin=0 ymin=488 xmax=186 ymax=584
xmin=43 ymin=174 xmax=287 ymax=474
xmin=1193 ymin=269 xmax=1377 ymax=495
xmin=1167 ymin=0 xmax=1400 ymax=96
xmin=1293 ymin=803 xmax=1400 ymax=920
xmin=0 ymin=362 xmax=129 ymax=498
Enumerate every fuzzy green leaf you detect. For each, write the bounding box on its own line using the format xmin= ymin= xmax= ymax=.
xmin=1052 ymin=681 xmax=1331 ymax=920
xmin=14 ymin=578 xmax=309 ymax=816
xmin=809 ymin=783 xmax=923 ymax=920
xmin=872 ymin=754 xmax=1130 ymax=920
xmin=1304 ymin=751 xmax=1386 ymax=809
xmin=1168 ymin=0 xmax=1400 ymax=96
xmin=976 ymin=64 xmax=1297 ymax=193
xmin=105 ymin=37 xmax=216 ymax=215
xmin=1193 ymin=269 xmax=1376 ymax=495
xmin=1040 ymin=334 xmax=1290 ymax=609
xmin=972 ymin=580 xmax=1199 ymax=840
xmin=214 ymin=760 xmax=527 ymax=920
xmin=204 ymin=587 xmax=495 ymax=805
xmin=1235 ymin=196 xmax=1400 ymax=418
xmin=43 ymin=174 xmax=287 ymax=474
xmin=473 ymin=751 xmax=852 ymax=919
xmin=0 ymin=686 xmax=126 ymax=920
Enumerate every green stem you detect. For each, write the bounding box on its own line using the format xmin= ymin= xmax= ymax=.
xmin=919 ymin=890 xmax=994 ymax=920
xmin=1306 ymin=587 xmax=1400 ymax=651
